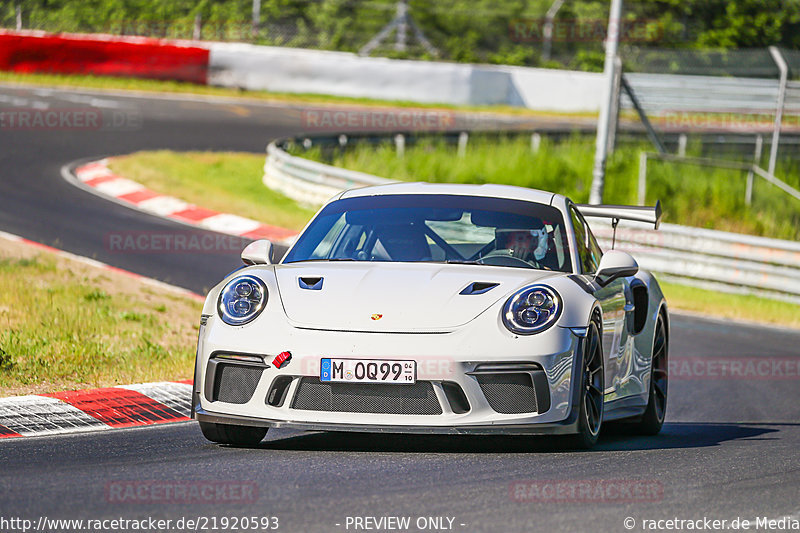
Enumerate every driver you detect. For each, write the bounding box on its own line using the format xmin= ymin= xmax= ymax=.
xmin=496 ymin=227 xmax=549 ymax=264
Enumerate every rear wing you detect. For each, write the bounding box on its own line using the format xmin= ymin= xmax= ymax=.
xmin=576 ymin=200 xmax=662 ymax=229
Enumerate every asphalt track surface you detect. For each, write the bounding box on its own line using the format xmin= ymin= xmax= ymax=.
xmin=0 ymin=85 xmax=799 ymax=533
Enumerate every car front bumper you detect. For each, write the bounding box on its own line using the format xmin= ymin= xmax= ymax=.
xmin=192 ymin=319 xmax=586 ymax=435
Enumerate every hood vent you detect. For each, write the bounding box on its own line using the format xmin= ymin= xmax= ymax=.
xmin=459 ymin=282 xmax=499 ymax=295
xmin=299 ymin=276 xmax=324 ymax=290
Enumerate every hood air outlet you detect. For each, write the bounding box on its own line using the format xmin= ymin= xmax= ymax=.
xmin=299 ymin=277 xmax=324 ymax=290
xmin=459 ymin=282 xmax=499 ymax=295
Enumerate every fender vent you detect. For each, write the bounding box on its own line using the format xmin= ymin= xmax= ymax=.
xmin=459 ymin=282 xmax=499 ymax=295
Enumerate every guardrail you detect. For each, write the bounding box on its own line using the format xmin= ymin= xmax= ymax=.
xmin=264 ymin=133 xmax=800 ymax=304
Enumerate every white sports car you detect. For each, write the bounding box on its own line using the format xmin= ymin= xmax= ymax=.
xmin=192 ymin=183 xmax=668 ymax=448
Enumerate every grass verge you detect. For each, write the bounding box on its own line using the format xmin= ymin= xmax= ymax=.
xmin=660 ymin=281 xmax=800 ymax=329
xmin=0 ymin=236 xmax=202 ymax=396
xmin=109 ymin=150 xmax=317 ymax=231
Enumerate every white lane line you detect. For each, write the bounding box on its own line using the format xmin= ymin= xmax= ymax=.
xmin=56 ymin=93 xmax=124 ymax=109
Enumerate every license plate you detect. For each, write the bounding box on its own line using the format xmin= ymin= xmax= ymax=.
xmin=320 ymin=358 xmax=416 ymax=384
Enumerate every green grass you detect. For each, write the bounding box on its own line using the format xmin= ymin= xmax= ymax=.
xmin=109 ymin=151 xmax=317 ymax=231
xmin=299 ymin=135 xmax=800 ymax=240
xmin=0 ymin=253 xmax=202 ymax=396
xmin=661 ymin=281 xmax=800 ymax=329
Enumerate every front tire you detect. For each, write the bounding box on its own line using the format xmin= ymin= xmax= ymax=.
xmin=199 ymin=421 xmax=268 ymax=446
xmin=569 ymin=322 xmax=604 ymax=449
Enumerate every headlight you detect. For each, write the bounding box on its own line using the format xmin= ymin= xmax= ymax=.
xmin=502 ymin=285 xmax=561 ymax=335
xmin=217 ymin=275 xmax=268 ymax=326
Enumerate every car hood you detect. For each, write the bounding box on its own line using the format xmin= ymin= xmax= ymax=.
xmin=274 ymin=262 xmax=560 ymax=332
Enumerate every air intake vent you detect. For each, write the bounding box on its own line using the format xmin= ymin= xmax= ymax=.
xmin=459 ymin=282 xmax=499 ymax=295
xmin=211 ymin=364 xmax=264 ymax=404
xmin=475 ymin=373 xmax=538 ymax=414
xmin=266 ymin=375 xmax=294 ymax=407
xmin=291 ymin=378 xmax=442 ymax=415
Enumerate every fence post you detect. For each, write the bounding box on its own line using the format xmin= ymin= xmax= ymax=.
xmin=678 ymin=133 xmax=687 ymax=157
xmin=193 ymin=13 xmax=202 ymax=40
xmin=394 ymin=134 xmax=405 ymax=158
xmin=252 ymin=0 xmax=261 ymax=39
xmin=589 ymin=0 xmax=623 ymax=205
xmin=768 ymin=46 xmax=788 ymax=176
xmin=457 ymin=132 xmax=468 ymax=158
xmin=531 ymin=132 xmax=541 ymax=154
xmin=746 ymin=135 xmax=763 ymax=206
xmin=16 ymin=5 xmax=22 ymax=30
xmin=638 ymin=151 xmax=647 ymax=205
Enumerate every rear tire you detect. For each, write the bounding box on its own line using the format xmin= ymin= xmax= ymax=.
xmin=199 ymin=421 xmax=268 ymax=446
xmin=568 ymin=322 xmax=604 ymax=449
xmin=631 ymin=313 xmax=668 ymax=435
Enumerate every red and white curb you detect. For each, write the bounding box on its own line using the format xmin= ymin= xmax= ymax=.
xmin=0 ymin=381 xmax=193 ymax=439
xmin=0 ymin=229 xmax=202 ymax=439
xmin=68 ymin=158 xmax=298 ymax=243
xmin=0 ymin=229 xmax=204 ymax=302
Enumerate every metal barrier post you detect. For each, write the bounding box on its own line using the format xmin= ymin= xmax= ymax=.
xmin=638 ymin=151 xmax=647 ymax=205
xmin=457 ymin=132 xmax=468 ymax=158
xmin=745 ymin=135 xmax=763 ymax=206
xmin=768 ymin=46 xmax=788 ymax=176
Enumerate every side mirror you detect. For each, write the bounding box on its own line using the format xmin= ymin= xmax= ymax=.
xmin=594 ymin=250 xmax=638 ymax=287
xmin=241 ymin=239 xmax=273 ymax=265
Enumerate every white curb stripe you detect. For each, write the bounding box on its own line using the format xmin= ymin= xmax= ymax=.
xmin=136 ymin=196 xmax=191 ymax=216
xmin=93 ymin=177 xmax=145 ymax=197
xmin=199 ymin=213 xmax=262 ymax=235
xmin=0 ymin=395 xmax=109 ymax=436
xmin=119 ymin=382 xmax=193 ymax=418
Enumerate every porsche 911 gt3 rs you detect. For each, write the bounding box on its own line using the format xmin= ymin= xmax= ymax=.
xmin=192 ymin=183 xmax=668 ymax=448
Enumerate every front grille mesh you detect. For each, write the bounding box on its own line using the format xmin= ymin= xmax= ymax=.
xmin=475 ymin=373 xmax=538 ymax=414
xmin=212 ymin=364 xmax=264 ymax=404
xmin=291 ymin=378 xmax=442 ymax=415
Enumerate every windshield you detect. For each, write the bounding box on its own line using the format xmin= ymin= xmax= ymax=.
xmin=284 ymin=194 xmax=572 ymax=272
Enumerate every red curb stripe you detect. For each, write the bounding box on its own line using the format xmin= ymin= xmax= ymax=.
xmin=171 ymin=206 xmax=220 ymax=222
xmin=0 ymin=424 xmax=22 ymax=439
xmin=83 ymin=175 xmax=118 ymax=187
xmin=242 ymin=224 xmax=298 ymax=241
xmin=43 ymin=387 xmax=189 ymax=428
xmin=117 ymin=189 xmax=160 ymax=204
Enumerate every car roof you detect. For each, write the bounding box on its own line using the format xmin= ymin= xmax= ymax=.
xmin=337 ymin=182 xmax=560 ymax=206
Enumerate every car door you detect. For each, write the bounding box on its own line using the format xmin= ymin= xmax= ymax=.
xmin=569 ymin=206 xmax=631 ymax=397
